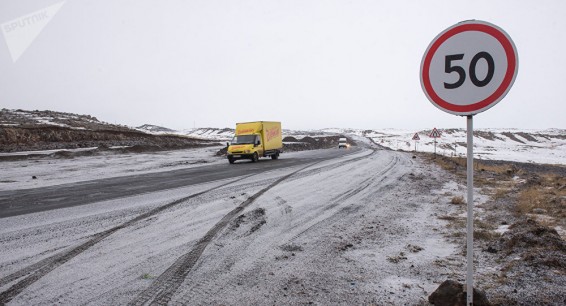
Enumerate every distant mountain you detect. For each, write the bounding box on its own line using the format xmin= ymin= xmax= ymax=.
xmin=136 ymin=124 xmax=177 ymax=134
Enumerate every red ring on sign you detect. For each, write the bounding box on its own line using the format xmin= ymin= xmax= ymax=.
xmin=422 ymin=23 xmax=517 ymax=113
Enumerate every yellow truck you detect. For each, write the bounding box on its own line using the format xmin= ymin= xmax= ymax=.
xmin=227 ymin=121 xmax=282 ymax=164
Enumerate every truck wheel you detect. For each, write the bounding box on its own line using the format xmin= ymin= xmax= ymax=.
xmin=271 ymin=153 xmax=279 ymax=160
xmin=252 ymin=152 xmax=258 ymax=162
xmin=228 ymin=157 xmax=234 ymax=164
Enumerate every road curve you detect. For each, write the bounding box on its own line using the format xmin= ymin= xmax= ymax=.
xmin=0 ymin=148 xmax=361 ymax=218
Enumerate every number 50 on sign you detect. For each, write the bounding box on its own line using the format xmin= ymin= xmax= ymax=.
xmin=420 ymin=20 xmax=518 ymax=116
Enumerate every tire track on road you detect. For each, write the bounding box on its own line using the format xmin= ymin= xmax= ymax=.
xmin=284 ymin=148 xmax=377 ymax=182
xmin=0 ymin=148 xmax=375 ymax=305
xmin=168 ymin=149 xmax=383 ymax=304
xmin=128 ymin=161 xmax=321 ymax=306
xmin=0 ymin=176 xmax=248 ymax=305
xmin=287 ymin=154 xmax=401 ymax=243
xmin=174 ymin=150 xmax=401 ymax=304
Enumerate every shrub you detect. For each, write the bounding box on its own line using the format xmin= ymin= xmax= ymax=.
xmin=451 ymin=195 xmax=466 ymax=205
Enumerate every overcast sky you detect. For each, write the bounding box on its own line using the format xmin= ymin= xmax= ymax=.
xmin=1 ymin=0 xmax=565 ymax=131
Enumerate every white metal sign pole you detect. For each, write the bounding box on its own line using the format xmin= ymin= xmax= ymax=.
xmin=466 ymin=115 xmax=474 ymax=304
xmin=434 ymin=139 xmax=437 ymax=156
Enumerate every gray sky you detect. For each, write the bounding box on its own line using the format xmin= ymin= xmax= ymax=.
xmin=1 ymin=0 xmax=565 ymax=131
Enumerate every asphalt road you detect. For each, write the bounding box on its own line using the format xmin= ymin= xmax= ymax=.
xmin=0 ymin=148 xmax=360 ymax=218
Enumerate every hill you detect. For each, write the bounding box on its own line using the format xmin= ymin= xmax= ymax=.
xmin=0 ymin=109 xmax=217 ymax=153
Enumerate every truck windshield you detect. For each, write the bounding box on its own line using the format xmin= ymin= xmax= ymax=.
xmin=231 ymin=135 xmax=256 ymax=144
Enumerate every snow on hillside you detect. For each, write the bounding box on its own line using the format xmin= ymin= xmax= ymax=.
xmin=0 ymin=109 xmax=128 ymax=131
xmin=141 ymin=127 xmax=338 ymax=141
xmin=135 ymin=124 xmax=176 ymax=134
xmin=135 ymin=126 xmax=235 ymax=140
xmin=162 ymin=126 xmax=565 ymax=165
xmin=180 ymin=128 xmax=235 ymax=140
xmin=141 ymin=125 xmax=565 ymax=165
xmin=336 ymin=128 xmax=566 ymax=165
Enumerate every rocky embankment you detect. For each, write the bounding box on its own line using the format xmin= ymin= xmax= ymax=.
xmin=0 ymin=109 xmax=217 ymax=153
xmin=0 ymin=126 xmax=217 ymax=153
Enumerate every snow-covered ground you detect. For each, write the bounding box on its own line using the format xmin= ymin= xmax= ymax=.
xmin=0 ymin=146 xmax=227 ymax=191
xmin=0 ymin=147 xmax=473 ymax=305
xmin=144 ymin=126 xmax=566 ymax=165
xmin=325 ymin=128 xmax=566 ymax=165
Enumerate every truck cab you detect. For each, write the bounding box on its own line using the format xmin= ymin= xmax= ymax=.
xmin=227 ymin=134 xmax=262 ymax=162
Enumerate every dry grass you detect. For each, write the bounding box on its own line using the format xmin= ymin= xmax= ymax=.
xmin=428 ymin=155 xmax=466 ymax=173
xmin=517 ymin=174 xmax=566 ymax=225
xmin=474 ymin=229 xmax=500 ymax=241
xmin=446 ymin=218 xmax=466 ymax=230
xmin=425 ymin=154 xmax=507 ymax=188
xmin=438 ymin=215 xmax=459 ymax=221
xmin=428 ymin=152 xmax=565 ymax=245
xmin=439 ymin=215 xmax=499 ymax=241
xmin=476 ymin=163 xmax=521 ymax=176
xmin=448 ymin=231 xmax=465 ymax=239
xmin=387 ymin=252 xmax=407 ymax=263
xmin=428 ymin=153 xmax=564 ymax=224
xmin=517 ymin=187 xmax=545 ymax=214
xmin=427 ymin=154 xmax=519 ymax=176
xmin=492 ymin=186 xmax=512 ymax=201
xmin=473 ymin=219 xmax=500 ymax=241
xmin=450 ymin=195 xmax=465 ymax=205
xmin=474 ymin=176 xmax=498 ymax=188
xmin=475 ymin=219 xmax=497 ymax=230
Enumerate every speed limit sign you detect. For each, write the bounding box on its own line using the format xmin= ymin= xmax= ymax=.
xmin=420 ymin=20 xmax=518 ymax=115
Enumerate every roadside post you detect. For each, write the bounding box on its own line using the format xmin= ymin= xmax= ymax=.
xmin=454 ymin=141 xmax=458 ymax=157
xmin=412 ymin=133 xmax=420 ymax=152
xmin=429 ymin=128 xmax=441 ymax=157
xmin=420 ymin=20 xmax=518 ymax=305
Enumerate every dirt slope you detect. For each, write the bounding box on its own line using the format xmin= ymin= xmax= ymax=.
xmin=0 ymin=109 xmax=216 ymax=152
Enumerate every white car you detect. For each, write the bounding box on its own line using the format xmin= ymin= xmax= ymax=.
xmin=338 ymin=137 xmax=348 ymax=148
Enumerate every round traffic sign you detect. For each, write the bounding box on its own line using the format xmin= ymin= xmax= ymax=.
xmin=420 ymin=20 xmax=518 ymax=116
